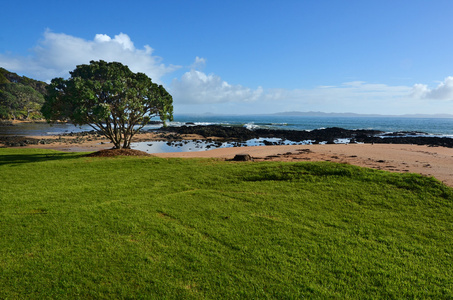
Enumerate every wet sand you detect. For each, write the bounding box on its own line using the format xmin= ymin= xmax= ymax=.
xmin=3 ymin=133 xmax=453 ymax=187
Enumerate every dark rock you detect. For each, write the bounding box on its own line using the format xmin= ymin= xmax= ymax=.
xmin=232 ymin=154 xmax=253 ymax=161
xmin=382 ymin=131 xmax=427 ymax=137
xmin=355 ymin=136 xmax=453 ymax=148
xmin=155 ymin=125 xmax=453 ymax=148
xmin=158 ymin=125 xmax=382 ymax=143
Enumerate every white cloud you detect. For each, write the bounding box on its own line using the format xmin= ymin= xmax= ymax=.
xmin=94 ymin=34 xmax=112 ymax=43
xmin=172 ymin=75 xmax=411 ymax=109
xmin=190 ymin=56 xmax=207 ymax=70
xmin=265 ymin=82 xmax=411 ymax=106
xmin=412 ymin=77 xmax=453 ymax=100
xmin=170 ymin=69 xmax=264 ymax=104
xmin=260 ymin=82 xmax=413 ymax=113
xmin=411 ymin=83 xmax=430 ymax=98
xmin=0 ymin=30 xmax=179 ymax=83
xmin=342 ymin=81 xmax=367 ymax=88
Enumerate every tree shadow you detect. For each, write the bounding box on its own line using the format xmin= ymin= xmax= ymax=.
xmin=0 ymin=150 xmax=85 ymax=166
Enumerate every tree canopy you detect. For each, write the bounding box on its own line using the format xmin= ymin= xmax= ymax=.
xmin=41 ymin=60 xmax=173 ymax=149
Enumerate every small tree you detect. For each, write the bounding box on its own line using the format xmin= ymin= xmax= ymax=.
xmin=42 ymin=60 xmax=173 ymax=149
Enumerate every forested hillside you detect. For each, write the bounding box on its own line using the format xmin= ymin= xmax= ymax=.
xmin=0 ymin=68 xmax=47 ymax=120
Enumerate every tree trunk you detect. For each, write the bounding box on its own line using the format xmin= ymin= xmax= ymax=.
xmin=112 ymin=135 xmax=122 ymax=149
xmin=122 ymin=136 xmax=132 ymax=149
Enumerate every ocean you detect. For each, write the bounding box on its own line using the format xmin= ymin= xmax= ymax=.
xmin=172 ymin=115 xmax=453 ymax=136
xmin=2 ymin=115 xmax=453 ymax=137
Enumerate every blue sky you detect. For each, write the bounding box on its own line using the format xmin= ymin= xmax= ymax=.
xmin=1 ymin=0 xmax=453 ymax=115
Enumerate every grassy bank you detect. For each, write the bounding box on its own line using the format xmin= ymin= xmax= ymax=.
xmin=0 ymin=148 xmax=452 ymax=298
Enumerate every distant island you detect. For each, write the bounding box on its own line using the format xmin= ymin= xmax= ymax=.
xmin=271 ymin=111 xmax=453 ymax=118
xmin=183 ymin=111 xmax=453 ymax=118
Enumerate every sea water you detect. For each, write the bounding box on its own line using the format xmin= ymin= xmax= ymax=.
xmin=169 ymin=115 xmax=453 ymax=136
xmin=3 ymin=115 xmax=453 ymax=153
xmin=3 ymin=115 xmax=453 ymax=136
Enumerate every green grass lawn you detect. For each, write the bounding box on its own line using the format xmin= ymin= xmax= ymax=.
xmin=1 ymin=148 xmax=452 ymax=299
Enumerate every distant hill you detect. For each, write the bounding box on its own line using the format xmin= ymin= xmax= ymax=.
xmin=0 ymin=68 xmax=48 ymax=120
xmin=272 ymin=111 xmax=453 ymax=118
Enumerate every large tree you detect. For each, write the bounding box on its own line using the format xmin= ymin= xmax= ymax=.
xmin=42 ymin=60 xmax=173 ymax=149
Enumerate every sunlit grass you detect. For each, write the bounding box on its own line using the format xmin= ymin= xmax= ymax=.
xmin=1 ymin=148 xmax=452 ymax=298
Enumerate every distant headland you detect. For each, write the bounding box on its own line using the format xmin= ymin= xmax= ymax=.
xmin=270 ymin=111 xmax=453 ymax=118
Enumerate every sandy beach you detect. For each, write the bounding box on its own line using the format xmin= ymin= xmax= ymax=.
xmin=3 ymin=132 xmax=453 ymax=187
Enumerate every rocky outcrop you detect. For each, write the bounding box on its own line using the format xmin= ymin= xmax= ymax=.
xmin=232 ymin=154 xmax=253 ymax=161
xmin=355 ymin=136 xmax=453 ymax=148
xmin=156 ymin=125 xmax=453 ymax=148
xmin=157 ymin=125 xmax=382 ymax=143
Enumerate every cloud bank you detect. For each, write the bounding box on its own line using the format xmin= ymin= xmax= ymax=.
xmin=171 ymin=69 xmax=264 ymax=104
xmin=169 ymin=58 xmax=416 ymax=114
xmin=0 ymin=30 xmax=178 ymax=83
xmin=412 ymin=77 xmax=453 ymax=100
xmin=172 ymin=78 xmax=417 ymax=115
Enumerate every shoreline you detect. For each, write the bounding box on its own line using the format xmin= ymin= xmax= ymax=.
xmin=1 ymin=131 xmax=453 ymax=187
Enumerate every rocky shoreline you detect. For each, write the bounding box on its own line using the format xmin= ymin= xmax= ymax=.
xmin=2 ymin=125 xmax=453 ymax=148
xmin=156 ymin=125 xmax=453 ymax=148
